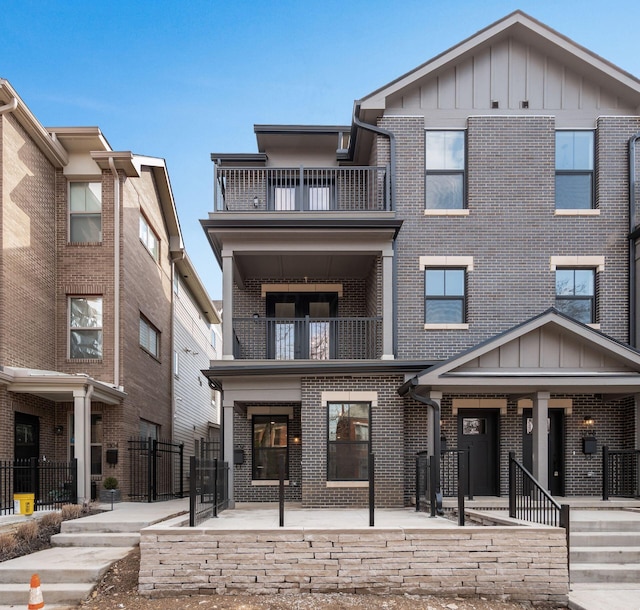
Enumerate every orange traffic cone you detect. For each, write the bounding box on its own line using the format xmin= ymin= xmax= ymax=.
xmin=28 ymin=573 xmax=44 ymax=609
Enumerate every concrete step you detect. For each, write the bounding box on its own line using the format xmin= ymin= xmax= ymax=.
xmin=571 ymin=517 xmax=640 ymax=532
xmin=52 ymin=531 xmax=140 ymax=547
xmin=571 ymin=546 xmax=640 ymax=563
xmin=570 ymin=563 xmax=640 ymax=584
xmin=0 ymin=582 xmax=93 ymax=606
xmin=60 ymin=519 xmax=149 ymax=534
xmin=571 ymin=531 xmax=640 ymax=547
xmin=0 ymin=546 xmax=131 ymax=584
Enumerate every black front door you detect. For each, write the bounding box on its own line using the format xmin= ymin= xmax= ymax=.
xmin=523 ymin=409 xmax=565 ymax=496
xmin=267 ymin=292 xmax=337 ymax=359
xmin=457 ymin=410 xmax=499 ymax=496
xmin=14 ymin=412 xmax=40 ymax=493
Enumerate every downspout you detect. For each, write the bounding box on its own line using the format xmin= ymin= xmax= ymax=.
xmin=352 ymin=103 xmax=399 ymax=357
xmin=0 ymin=98 xmax=18 ymax=114
xmin=629 ymin=132 xmax=640 ymax=347
xmin=108 ymin=158 xmax=121 ymax=387
xmin=398 ymin=377 xmax=442 ymax=513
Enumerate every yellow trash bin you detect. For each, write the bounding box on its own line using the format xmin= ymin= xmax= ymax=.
xmin=13 ymin=493 xmax=35 ymax=516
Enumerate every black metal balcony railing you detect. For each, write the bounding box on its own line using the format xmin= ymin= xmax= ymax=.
xmin=214 ymin=166 xmax=389 ymax=212
xmin=233 ymin=316 xmax=382 ymax=360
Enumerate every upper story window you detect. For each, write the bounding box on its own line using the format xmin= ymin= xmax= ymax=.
xmin=253 ymin=415 xmax=288 ymax=480
xmin=555 ymin=131 xmax=594 ymax=209
xmin=69 ymin=296 xmax=103 ymax=359
xmin=328 ymin=401 xmax=370 ymax=481
xmin=139 ymin=315 xmax=160 ymax=358
xmin=425 ymin=268 xmax=466 ymax=324
xmin=425 ymin=131 xmax=465 ymax=209
xmin=555 ymin=268 xmax=596 ymax=324
xmin=69 ymin=182 xmax=102 ymax=243
xmin=139 ymin=215 xmax=159 ymax=261
xmin=269 ymin=169 xmax=334 ymax=211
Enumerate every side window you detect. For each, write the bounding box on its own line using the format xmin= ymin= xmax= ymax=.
xmin=425 ymin=268 xmax=466 ymax=324
xmin=139 ymin=215 xmax=160 ymax=261
xmin=555 ymin=268 xmax=596 ymax=323
xmin=69 ymin=182 xmax=102 ymax=243
xmin=555 ymin=131 xmax=594 ymax=209
xmin=425 ymin=131 xmax=465 ymax=209
xmin=139 ymin=315 xmax=160 ymax=357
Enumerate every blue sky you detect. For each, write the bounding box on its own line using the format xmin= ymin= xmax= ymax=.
xmin=3 ymin=0 xmax=639 ymax=299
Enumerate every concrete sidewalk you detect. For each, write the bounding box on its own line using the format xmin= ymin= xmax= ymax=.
xmin=0 ymin=498 xmax=188 ymax=610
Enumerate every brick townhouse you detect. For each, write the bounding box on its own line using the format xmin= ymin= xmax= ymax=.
xmin=0 ymin=79 xmax=218 ymax=504
xmin=202 ymin=11 xmax=640 ymax=507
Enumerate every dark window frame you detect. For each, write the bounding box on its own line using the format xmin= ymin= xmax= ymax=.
xmin=425 ymin=130 xmax=466 ymax=210
xmin=424 ymin=268 xmax=467 ymax=324
xmin=327 ymin=401 xmax=371 ymax=482
xmin=555 ymin=130 xmax=595 ymax=210
xmin=252 ymin=414 xmax=289 ymax=480
xmin=555 ymin=267 xmax=596 ymax=324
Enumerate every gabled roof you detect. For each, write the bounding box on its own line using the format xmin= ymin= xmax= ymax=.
xmin=407 ymin=309 xmax=640 ymax=395
xmin=358 ymin=10 xmax=640 ymax=114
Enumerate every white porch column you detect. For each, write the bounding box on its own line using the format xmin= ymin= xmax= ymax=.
xmin=222 ymin=401 xmax=235 ymax=508
xmin=532 ymin=391 xmax=550 ymax=490
xmin=73 ymin=387 xmax=92 ymax=504
xmin=222 ymin=251 xmax=234 ymax=360
xmin=381 ymin=250 xmax=394 ymax=360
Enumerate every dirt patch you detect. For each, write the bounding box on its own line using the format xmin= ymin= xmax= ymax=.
xmin=81 ymin=547 xmax=563 ymax=610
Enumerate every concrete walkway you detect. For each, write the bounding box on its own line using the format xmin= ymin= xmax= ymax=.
xmin=0 ymin=498 xmax=189 ymax=610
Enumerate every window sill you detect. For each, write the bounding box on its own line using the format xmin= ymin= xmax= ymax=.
xmin=424 ymin=209 xmax=469 ymax=216
xmin=587 ymin=323 xmax=601 ymax=330
xmin=326 ymin=481 xmax=369 ymax=488
xmin=251 ymin=480 xmax=289 ymax=486
xmin=554 ymin=209 xmax=600 ymax=216
xmin=424 ymin=323 xmax=469 ymax=330
xmin=67 ymin=241 xmax=103 ymax=246
xmin=66 ymin=358 xmax=103 ymax=363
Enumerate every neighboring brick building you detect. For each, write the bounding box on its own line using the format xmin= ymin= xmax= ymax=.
xmin=0 ymin=80 xmax=218 ymax=504
xmin=202 ymin=11 xmax=640 ymax=507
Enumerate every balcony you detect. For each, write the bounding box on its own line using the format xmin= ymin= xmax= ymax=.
xmin=214 ymin=166 xmax=389 ymax=212
xmin=232 ymin=316 xmax=382 ymax=360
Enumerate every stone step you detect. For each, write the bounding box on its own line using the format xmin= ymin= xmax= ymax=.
xmin=570 ymin=563 xmax=640 ymax=584
xmin=571 ymin=531 xmax=640 ymax=547
xmin=0 ymin=582 xmax=93 ymax=606
xmin=571 ymin=519 xmax=640 ymax=533
xmin=571 ymin=546 xmax=640 ymax=563
xmin=0 ymin=546 xmax=131 ymax=584
xmin=52 ymin=531 xmax=140 ymax=547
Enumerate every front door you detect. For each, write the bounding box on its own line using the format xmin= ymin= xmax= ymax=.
xmin=267 ymin=292 xmax=337 ymax=359
xmin=523 ymin=409 xmax=565 ymax=496
xmin=457 ymin=410 xmax=499 ymax=496
xmin=14 ymin=412 xmax=40 ymax=493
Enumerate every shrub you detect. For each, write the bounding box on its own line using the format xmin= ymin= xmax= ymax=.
xmin=39 ymin=512 xmax=62 ymax=528
xmin=0 ymin=533 xmax=17 ymax=555
xmin=14 ymin=520 xmax=38 ymax=542
xmin=102 ymin=476 xmax=118 ymax=490
xmin=61 ymin=504 xmax=84 ymax=521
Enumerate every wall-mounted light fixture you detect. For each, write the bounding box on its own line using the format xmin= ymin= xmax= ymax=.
xmin=253 ymin=196 xmax=259 ymax=208
xmin=54 ymin=425 xmax=64 ymax=436
xmin=583 ymin=416 xmax=595 ymax=427
xmin=292 ymin=436 xmax=301 ymax=445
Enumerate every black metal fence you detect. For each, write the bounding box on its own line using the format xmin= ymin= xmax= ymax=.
xmin=128 ymin=437 xmax=184 ymax=502
xmin=441 ymin=448 xmax=473 ymax=499
xmin=1 ymin=458 xmax=77 ymax=515
xmin=603 ymin=446 xmax=640 ymax=499
xmin=189 ymin=457 xmax=229 ymax=526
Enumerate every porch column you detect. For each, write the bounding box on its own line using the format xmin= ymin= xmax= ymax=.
xmin=532 ymin=391 xmax=549 ymax=491
xmin=73 ymin=387 xmax=92 ymax=504
xmin=635 ymin=394 xmax=640 ymax=449
xmin=222 ymin=251 xmax=234 ymax=360
xmin=381 ymin=249 xmax=394 ymax=360
xmin=222 ymin=400 xmax=235 ymax=508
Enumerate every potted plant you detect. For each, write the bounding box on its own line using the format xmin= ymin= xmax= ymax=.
xmin=99 ymin=476 xmax=121 ymax=503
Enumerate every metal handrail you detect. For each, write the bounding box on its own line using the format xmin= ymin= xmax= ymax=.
xmin=603 ymin=446 xmax=640 ymax=499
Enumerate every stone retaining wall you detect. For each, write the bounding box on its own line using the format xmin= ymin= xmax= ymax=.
xmin=139 ymin=518 xmax=568 ymax=605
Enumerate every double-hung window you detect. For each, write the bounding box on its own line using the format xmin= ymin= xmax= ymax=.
xmin=69 ymin=182 xmax=102 ymax=243
xmin=69 ymin=297 xmax=103 ymax=359
xmin=327 ymin=402 xmax=370 ymax=481
xmin=425 ymin=268 xmax=466 ymax=324
xmin=555 ymin=131 xmax=594 ymax=209
xmin=139 ymin=316 xmax=160 ymax=357
xmin=253 ymin=415 xmax=288 ymax=480
xmin=425 ymin=131 xmax=465 ymax=209
xmin=139 ymin=215 xmax=159 ymax=261
xmin=555 ymin=268 xmax=595 ymax=324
